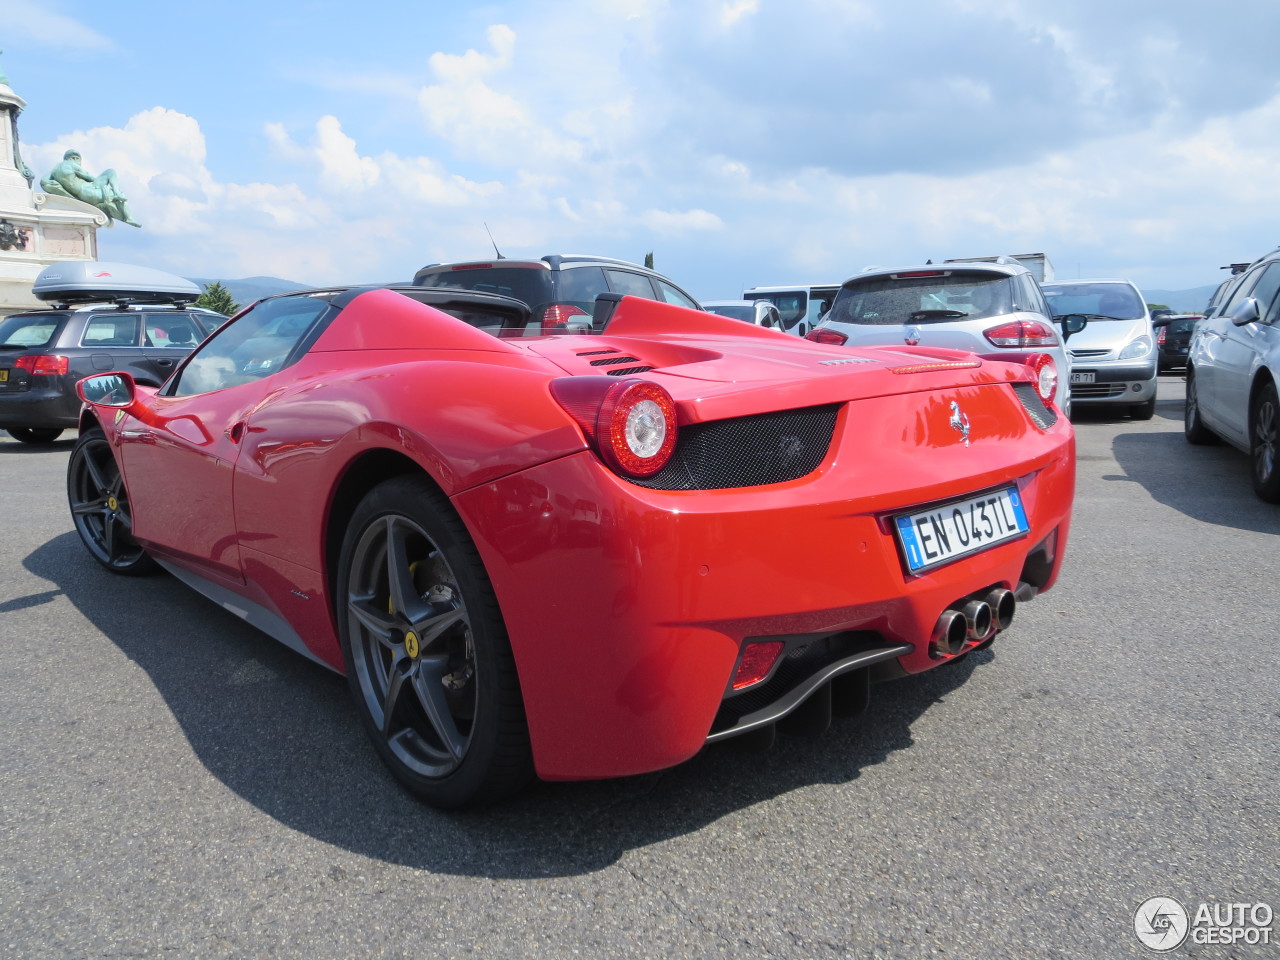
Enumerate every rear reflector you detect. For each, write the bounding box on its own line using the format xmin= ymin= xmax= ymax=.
xmin=731 ymin=641 xmax=785 ymax=690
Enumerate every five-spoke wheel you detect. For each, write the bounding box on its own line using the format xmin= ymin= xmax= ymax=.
xmin=337 ymin=475 xmax=531 ymax=807
xmin=1252 ymin=381 xmax=1280 ymax=503
xmin=66 ymin=429 xmax=156 ymax=575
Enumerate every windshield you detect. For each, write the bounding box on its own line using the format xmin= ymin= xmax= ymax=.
xmin=1043 ymin=283 xmax=1145 ymax=320
xmin=826 ymin=272 xmax=1013 ymax=325
xmin=705 ymin=304 xmax=754 ymax=322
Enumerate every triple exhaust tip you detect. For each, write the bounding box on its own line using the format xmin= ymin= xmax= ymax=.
xmin=931 ymin=587 xmax=1017 ymax=658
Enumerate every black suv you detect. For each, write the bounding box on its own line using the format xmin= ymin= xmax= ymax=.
xmin=0 ymin=295 xmax=221 ymax=444
xmin=412 ymin=254 xmax=702 ymax=333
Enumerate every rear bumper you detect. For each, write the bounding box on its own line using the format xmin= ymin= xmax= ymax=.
xmin=454 ymin=392 xmax=1075 ymax=781
xmin=0 ymin=377 xmax=81 ymax=429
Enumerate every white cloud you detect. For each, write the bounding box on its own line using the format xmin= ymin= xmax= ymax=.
xmin=4 ymin=0 xmax=115 ymax=51
xmin=641 ymin=208 xmax=725 ymax=234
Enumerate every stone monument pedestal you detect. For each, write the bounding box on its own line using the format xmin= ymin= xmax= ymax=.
xmin=0 ymin=81 xmax=104 ymax=317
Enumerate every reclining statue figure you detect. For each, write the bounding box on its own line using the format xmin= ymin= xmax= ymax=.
xmin=41 ymin=150 xmax=141 ymax=227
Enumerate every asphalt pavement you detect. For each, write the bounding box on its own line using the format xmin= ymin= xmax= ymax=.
xmin=1 ymin=374 xmax=1276 ymax=959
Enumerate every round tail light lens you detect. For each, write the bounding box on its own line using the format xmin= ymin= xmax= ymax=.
xmin=1025 ymin=353 xmax=1058 ymax=404
xmin=597 ymin=380 xmax=678 ymax=477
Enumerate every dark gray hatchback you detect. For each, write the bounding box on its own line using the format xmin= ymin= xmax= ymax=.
xmin=0 ymin=284 xmax=221 ymax=444
xmin=413 ymin=254 xmax=702 ymax=333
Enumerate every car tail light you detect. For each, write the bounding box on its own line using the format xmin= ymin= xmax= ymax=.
xmin=731 ymin=641 xmax=785 ymax=690
xmin=550 ymin=376 xmax=678 ymax=478
xmin=891 ymin=270 xmax=947 ymax=279
xmin=1024 ymin=353 xmax=1058 ymax=405
xmin=15 ymin=354 xmax=69 ymax=376
xmin=541 ymin=303 xmax=591 ymax=335
xmin=805 ymin=327 xmax=849 ymax=345
xmin=983 ymin=320 xmax=1057 ymax=347
xmin=1156 ymin=327 xmax=1167 ymax=345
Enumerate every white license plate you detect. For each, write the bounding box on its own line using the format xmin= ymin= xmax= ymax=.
xmin=894 ymin=487 xmax=1029 ymax=573
xmin=1070 ymin=371 xmax=1095 ymax=384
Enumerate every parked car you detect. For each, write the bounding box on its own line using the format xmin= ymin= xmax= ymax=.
xmin=412 ymin=254 xmax=702 ymax=334
xmin=742 ymin=283 xmax=840 ymax=337
xmin=1155 ymin=314 xmax=1201 ymax=372
xmin=1042 ymin=279 xmax=1158 ymax=419
xmin=1185 ymin=247 xmax=1280 ymax=501
xmin=805 ymin=259 xmax=1080 ymax=414
xmin=703 ymin=299 xmax=784 ymax=329
xmin=0 ymin=261 xmax=221 ymax=444
xmin=67 ymin=284 xmax=1076 ymax=807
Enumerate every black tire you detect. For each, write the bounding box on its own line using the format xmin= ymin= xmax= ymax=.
xmin=1184 ymin=369 xmax=1217 ymax=445
xmin=1131 ymin=396 xmax=1156 ymax=421
xmin=66 ymin=428 xmax=157 ymax=575
xmin=9 ymin=427 xmax=63 ymax=444
xmin=336 ymin=474 xmax=533 ymax=808
xmin=1251 ymin=380 xmax=1280 ymax=503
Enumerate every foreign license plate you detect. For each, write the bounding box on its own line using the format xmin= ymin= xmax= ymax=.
xmin=0 ymin=369 xmax=7 ymax=382
xmin=1070 ymin=371 xmax=1095 ymax=384
xmin=894 ymin=487 xmax=1029 ymax=573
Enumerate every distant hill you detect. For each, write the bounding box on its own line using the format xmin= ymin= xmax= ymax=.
xmin=1142 ymin=284 xmax=1219 ymax=314
xmin=187 ymin=276 xmax=310 ymax=310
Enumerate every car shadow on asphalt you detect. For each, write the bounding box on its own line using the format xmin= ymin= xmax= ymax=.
xmin=1102 ymin=402 xmax=1280 ymax=534
xmin=27 ymin=530 xmax=985 ymax=880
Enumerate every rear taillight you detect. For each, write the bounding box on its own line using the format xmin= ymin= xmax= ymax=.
xmin=805 ymin=327 xmax=849 ymax=345
xmin=1157 ymin=327 xmax=1167 ymax=345
xmin=15 ymin=354 xmax=69 ymax=376
xmin=984 ymin=320 xmax=1057 ymax=348
xmin=541 ymin=303 xmax=591 ymax=335
xmin=550 ymin=377 xmax=678 ymax=478
xmin=1024 ymin=353 xmax=1058 ymax=405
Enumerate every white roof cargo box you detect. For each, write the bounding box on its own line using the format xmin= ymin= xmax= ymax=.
xmin=33 ymin=261 xmax=201 ymax=306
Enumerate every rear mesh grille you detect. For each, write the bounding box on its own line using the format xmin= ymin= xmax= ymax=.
xmin=631 ymin=404 xmax=840 ymax=490
xmin=1011 ymin=382 xmax=1058 ymax=430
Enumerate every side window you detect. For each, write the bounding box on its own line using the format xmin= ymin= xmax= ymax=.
xmin=1222 ymin=265 xmax=1266 ymax=315
xmin=169 ymin=296 xmax=330 ymax=397
xmin=1250 ymin=262 xmax=1280 ymax=325
xmin=605 ymin=269 xmax=658 ymax=300
xmin=145 ymin=314 xmax=202 ymax=348
xmin=655 ymin=279 xmax=699 ymax=309
xmin=555 ymin=266 xmax=607 ymax=306
xmin=82 ymin=314 xmax=142 ymax=347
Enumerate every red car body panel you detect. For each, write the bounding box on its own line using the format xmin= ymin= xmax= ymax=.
xmin=83 ymin=290 xmax=1076 ymax=782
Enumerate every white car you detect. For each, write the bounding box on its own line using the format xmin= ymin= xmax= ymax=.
xmin=807 ymin=259 xmax=1080 ymax=414
xmin=1041 ymin=279 xmax=1158 ymax=420
xmin=1185 ymin=247 xmax=1280 ymax=502
xmin=702 ymin=299 xmax=785 ymax=330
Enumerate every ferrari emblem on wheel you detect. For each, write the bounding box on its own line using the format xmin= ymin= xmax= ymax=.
xmin=404 ymin=630 xmax=420 ymax=659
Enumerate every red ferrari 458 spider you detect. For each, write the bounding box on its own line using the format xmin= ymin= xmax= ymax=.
xmin=68 ymin=284 xmax=1075 ymax=807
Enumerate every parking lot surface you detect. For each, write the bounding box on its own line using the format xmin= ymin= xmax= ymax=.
xmin=2 ymin=375 xmax=1276 ymax=959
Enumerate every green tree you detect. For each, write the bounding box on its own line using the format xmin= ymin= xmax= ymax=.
xmin=194 ymin=281 xmax=240 ymax=316
xmin=644 ymin=251 xmax=654 ymax=269
xmin=1147 ymin=303 xmax=1170 ymax=312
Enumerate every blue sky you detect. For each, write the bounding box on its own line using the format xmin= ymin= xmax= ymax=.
xmin=6 ymin=0 xmax=1280 ymax=300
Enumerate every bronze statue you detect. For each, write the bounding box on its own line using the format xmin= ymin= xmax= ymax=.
xmin=41 ymin=150 xmax=141 ymax=227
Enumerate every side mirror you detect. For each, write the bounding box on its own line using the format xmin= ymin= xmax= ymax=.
xmin=1059 ymin=314 xmax=1088 ymax=341
xmin=1229 ymin=297 xmax=1261 ymax=327
xmin=77 ymin=371 xmax=137 ymax=407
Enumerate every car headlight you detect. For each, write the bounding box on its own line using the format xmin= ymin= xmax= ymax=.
xmin=1119 ymin=336 xmax=1152 ymax=360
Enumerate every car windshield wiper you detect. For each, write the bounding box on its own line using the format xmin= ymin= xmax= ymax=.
xmin=909 ymin=309 xmax=968 ymax=321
